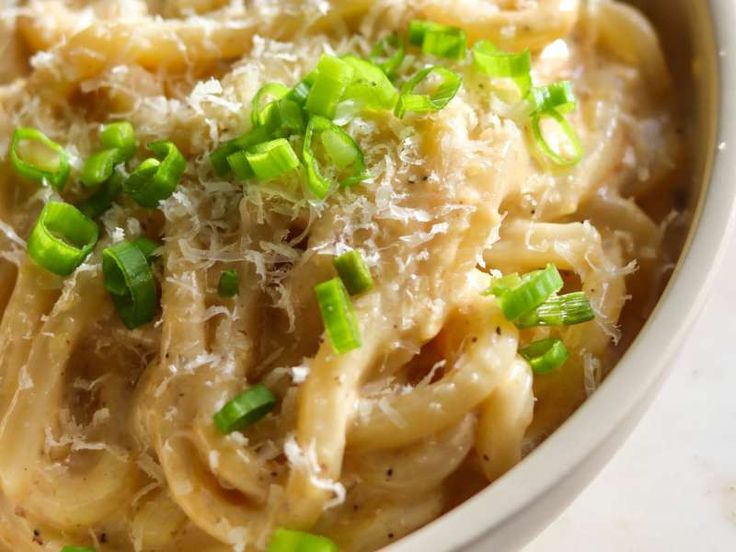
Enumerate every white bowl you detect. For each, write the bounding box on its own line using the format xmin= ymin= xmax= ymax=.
xmin=389 ymin=1 xmax=736 ymax=550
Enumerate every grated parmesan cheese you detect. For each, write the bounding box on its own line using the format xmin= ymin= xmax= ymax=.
xmin=283 ymin=436 xmax=346 ymax=510
xmin=208 ymin=450 xmax=220 ymax=471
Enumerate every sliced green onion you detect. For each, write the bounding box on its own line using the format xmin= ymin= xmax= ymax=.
xmin=60 ymin=547 xmax=95 ymax=552
xmin=370 ymin=33 xmax=405 ymax=79
xmin=531 ymin=110 xmax=584 ymax=167
xmin=341 ymin=55 xmax=399 ymax=111
xmin=131 ymin=237 xmax=160 ymax=262
xmin=491 ymin=264 xmax=563 ymax=322
xmin=303 ymin=115 xmax=367 ymax=199
xmin=102 ymin=240 xmax=157 ymax=329
xmin=268 ymin=528 xmax=338 ymax=552
xmin=80 ymin=148 xmax=120 ymax=187
xmin=528 ymin=83 xmax=582 ymax=166
xmin=472 ymin=41 xmax=532 ymax=96
xmin=124 ymin=140 xmax=186 ymax=208
xmin=76 ymin=170 xmax=124 ymax=219
xmin=250 ymin=85 xmax=306 ymax=137
xmin=315 ymin=277 xmax=361 ymax=354
xmin=275 ymin=98 xmax=307 ymax=134
xmin=487 ymin=273 xmax=523 ymax=297
xmin=81 ymin=122 xmax=136 ymax=187
xmin=529 ymin=81 xmax=577 ymax=114
xmin=218 ymin=269 xmax=239 ymax=298
xmin=333 ymin=250 xmax=373 ymax=296
xmin=226 ymin=150 xmax=254 ymax=181
xmin=209 ymin=126 xmax=273 ymax=177
xmin=100 ymin=121 xmax=136 ymax=158
xmin=520 ymin=338 xmax=570 ymax=374
xmin=319 ymin=128 xmax=366 ymax=184
xmin=515 ymin=291 xmax=595 ymax=329
xmin=395 ymin=66 xmax=462 ymax=118
xmin=242 ymin=139 xmax=301 ymax=182
xmin=124 ymin=159 xmax=159 ymax=202
xmin=210 ymin=140 xmax=241 ymax=177
xmin=10 ymin=128 xmax=70 ymax=191
xmin=306 ymin=55 xmax=355 ymax=119
xmin=287 ymin=71 xmax=317 ymax=106
xmin=27 ymin=202 xmax=98 ymax=276
xmin=213 ymin=384 xmax=276 ymax=434
xmin=252 ymin=83 xmax=290 ymax=128
xmin=408 ymin=19 xmax=467 ymax=60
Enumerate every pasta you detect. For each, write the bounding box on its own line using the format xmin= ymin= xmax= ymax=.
xmin=0 ymin=1 xmax=687 ymax=551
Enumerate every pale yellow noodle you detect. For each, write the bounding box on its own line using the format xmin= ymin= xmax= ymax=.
xmin=318 ymin=491 xmax=444 ymax=552
xmin=0 ymin=267 xmax=136 ymax=529
xmin=591 ymin=0 xmax=671 ymax=96
xmin=476 ymin=357 xmax=534 ymax=481
xmin=420 ymin=0 xmax=581 ymax=51
xmin=345 ymin=415 xmax=476 ymax=496
xmin=349 ymin=298 xmax=518 ymax=451
xmin=281 ymin=294 xmax=390 ymax=529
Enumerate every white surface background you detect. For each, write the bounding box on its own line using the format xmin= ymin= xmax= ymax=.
xmin=525 ymin=238 xmax=736 ymax=551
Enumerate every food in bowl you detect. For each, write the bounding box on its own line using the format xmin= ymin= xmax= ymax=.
xmin=0 ymin=1 xmax=686 ymax=550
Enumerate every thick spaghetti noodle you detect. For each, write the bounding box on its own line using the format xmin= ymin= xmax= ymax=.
xmin=0 ymin=1 xmax=685 ymax=550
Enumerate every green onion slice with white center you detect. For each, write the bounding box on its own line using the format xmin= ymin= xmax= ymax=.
xmin=303 ymin=115 xmax=368 ymax=200
xmin=520 ymin=338 xmax=570 ymax=374
xmin=10 ymin=128 xmax=70 ymax=191
xmin=124 ymin=140 xmax=186 ymax=208
xmin=27 ymin=202 xmax=99 ymax=276
xmin=395 ymin=66 xmax=462 ymax=118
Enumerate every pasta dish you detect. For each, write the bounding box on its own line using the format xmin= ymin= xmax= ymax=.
xmin=0 ymin=1 xmax=687 ymax=550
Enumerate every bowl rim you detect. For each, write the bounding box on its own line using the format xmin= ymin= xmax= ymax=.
xmin=389 ymin=1 xmax=736 ymax=550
